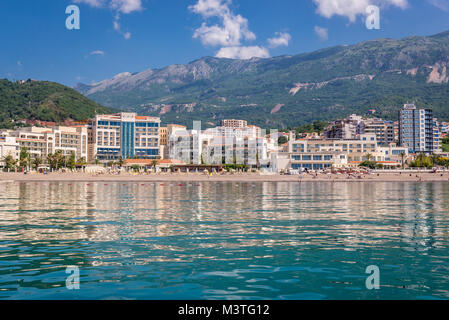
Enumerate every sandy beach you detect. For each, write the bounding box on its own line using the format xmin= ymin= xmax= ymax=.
xmin=2 ymin=171 xmax=449 ymax=182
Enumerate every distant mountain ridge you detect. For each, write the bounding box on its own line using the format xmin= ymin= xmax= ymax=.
xmin=0 ymin=79 xmax=113 ymax=129
xmin=75 ymin=30 xmax=449 ymax=128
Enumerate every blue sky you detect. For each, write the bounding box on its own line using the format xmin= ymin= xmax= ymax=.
xmin=1 ymin=0 xmax=448 ymax=86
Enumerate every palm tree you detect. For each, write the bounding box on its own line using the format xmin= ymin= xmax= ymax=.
xmin=431 ymin=154 xmax=440 ymax=167
xmin=118 ymin=157 xmax=124 ymax=168
xmin=76 ymin=157 xmax=87 ymax=168
xmin=400 ymin=152 xmax=406 ymax=169
xmin=32 ymin=157 xmax=42 ymax=171
xmin=200 ymin=153 xmax=205 ymax=165
xmin=365 ymin=153 xmax=373 ymax=162
xmin=152 ymin=159 xmax=158 ymax=171
xmin=55 ymin=151 xmax=65 ymax=169
xmin=3 ymin=154 xmax=17 ymax=172
xmin=47 ymin=153 xmax=55 ymax=171
xmin=67 ymin=152 xmax=76 ymax=170
xmin=256 ymin=152 xmax=261 ymax=170
xmin=19 ymin=147 xmax=30 ymax=170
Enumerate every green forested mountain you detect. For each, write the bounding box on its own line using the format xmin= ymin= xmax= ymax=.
xmin=0 ymin=79 xmax=113 ymax=128
xmin=76 ymin=30 xmax=449 ymax=128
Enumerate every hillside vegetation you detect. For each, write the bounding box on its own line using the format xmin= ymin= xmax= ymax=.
xmin=0 ymin=79 xmax=113 ymax=128
xmin=76 ymin=30 xmax=449 ymax=128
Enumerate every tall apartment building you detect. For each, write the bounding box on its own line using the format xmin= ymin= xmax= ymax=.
xmin=221 ymin=119 xmax=248 ymax=128
xmin=92 ymin=113 xmax=160 ymax=161
xmin=398 ymin=104 xmax=436 ymax=154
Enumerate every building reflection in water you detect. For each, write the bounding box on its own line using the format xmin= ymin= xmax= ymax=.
xmin=0 ymin=181 xmax=448 ymax=267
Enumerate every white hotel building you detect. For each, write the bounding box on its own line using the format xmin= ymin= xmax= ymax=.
xmin=0 ymin=136 xmax=20 ymax=166
xmin=0 ymin=126 xmax=88 ymax=161
xmin=168 ymin=123 xmax=273 ymax=166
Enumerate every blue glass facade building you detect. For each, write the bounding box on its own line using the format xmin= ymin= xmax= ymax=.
xmin=93 ymin=113 xmax=160 ymax=161
xmin=121 ymin=122 xmax=135 ymax=159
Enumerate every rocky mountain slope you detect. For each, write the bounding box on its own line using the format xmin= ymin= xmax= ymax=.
xmin=75 ymin=30 xmax=449 ymax=128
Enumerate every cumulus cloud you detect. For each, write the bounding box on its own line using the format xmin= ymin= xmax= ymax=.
xmin=74 ymin=0 xmax=142 ymax=39
xmin=216 ymin=46 xmax=270 ymax=59
xmin=428 ymin=0 xmax=449 ymax=11
xmin=314 ymin=26 xmax=328 ymax=41
xmin=190 ymin=0 xmax=281 ymax=59
xmin=268 ymin=32 xmax=291 ymax=48
xmin=312 ymin=0 xmax=408 ymax=22
xmin=189 ymin=0 xmax=256 ymax=47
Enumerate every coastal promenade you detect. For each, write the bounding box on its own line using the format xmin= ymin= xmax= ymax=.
xmin=2 ymin=172 xmax=449 ymax=182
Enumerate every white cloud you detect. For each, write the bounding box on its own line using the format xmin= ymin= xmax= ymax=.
xmin=74 ymin=0 xmax=142 ymax=39
xmin=215 ymin=46 xmax=269 ymax=59
xmin=113 ymin=20 xmax=120 ymax=31
xmin=74 ymin=0 xmax=142 ymax=13
xmin=189 ymin=0 xmax=229 ymax=17
xmin=73 ymin=0 xmax=105 ymax=8
xmin=428 ymin=0 xmax=449 ymax=11
xmin=190 ymin=0 xmax=256 ymax=47
xmin=268 ymin=32 xmax=291 ymax=48
xmin=314 ymin=26 xmax=328 ymax=41
xmin=190 ymin=1 xmax=294 ymax=60
xmin=190 ymin=0 xmax=276 ymax=59
xmin=110 ymin=0 xmax=143 ymax=14
xmin=112 ymin=15 xmax=132 ymax=39
xmin=90 ymin=50 xmax=105 ymax=56
xmin=312 ymin=0 xmax=408 ymax=22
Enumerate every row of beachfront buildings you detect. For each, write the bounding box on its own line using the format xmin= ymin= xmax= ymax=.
xmin=0 ymin=104 xmax=447 ymax=172
xmin=324 ymin=104 xmax=444 ymax=154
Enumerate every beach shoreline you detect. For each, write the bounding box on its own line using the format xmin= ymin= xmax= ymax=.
xmin=2 ymin=172 xmax=449 ymax=183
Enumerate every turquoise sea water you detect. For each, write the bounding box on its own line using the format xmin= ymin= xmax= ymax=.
xmin=0 ymin=181 xmax=448 ymax=300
